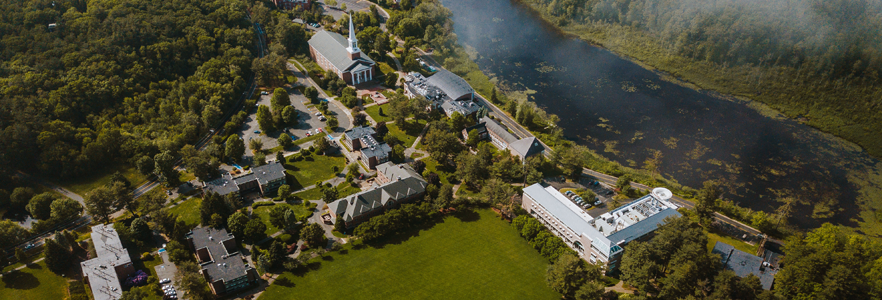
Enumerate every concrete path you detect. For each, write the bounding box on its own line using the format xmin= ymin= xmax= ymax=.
xmin=0 ymin=257 xmax=46 ymax=277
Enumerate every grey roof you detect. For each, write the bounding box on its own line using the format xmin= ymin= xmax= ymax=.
xmin=440 ymin=100 xmax=480 ymax=117
xmin=523 ymin=184 xmax=598 ymax=240
xmin=203 ymin=174 xmax=240 ymax=196
xmin=202 ymin=161 xmax=285 ymax=196
xmin=329 ymin=175 xmax=427 ymax=223
xmin=81 ymin=224 xmax=131 ymax=300
xmin=376 ymin=162 xmax=422 ymax=182
xmin=481 ymin=117 xmax=518 ymax=144
xmin=188 ymin=227 xmax=251 ymax=284
xmin=308 ymin=30 xmax=374 ymax=73
xmin=252 ymin=161 xmax=286 ymax=185
xmin=605 ymin=207 xmax=681 ymax=244
xmin=427 ymin=69 xmax=474 ymax=100
xmin=344 ymin=126 xmax=376 ymax=141
xmin=361 ymin=142 xmax=392 ymax=159
xmin=508 ymin=137 xmax=544 ymax=159
xmin=712 ymin=242 xmax=777 ymax=290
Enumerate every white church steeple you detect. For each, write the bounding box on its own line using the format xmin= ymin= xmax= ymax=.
xmin=346 ymin=15 xmax=360 ymax=55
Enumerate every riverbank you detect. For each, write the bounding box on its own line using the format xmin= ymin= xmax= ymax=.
xmin=436 ymin=0 xmax=882 ymax=239
xmin=512 ymin=0 xmax=882 ymax=160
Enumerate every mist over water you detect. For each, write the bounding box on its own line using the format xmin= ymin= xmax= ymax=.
xmin=442 ymin=0 xmax=882 ymax=230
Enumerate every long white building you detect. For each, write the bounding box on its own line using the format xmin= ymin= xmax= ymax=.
xmin=522 ymin=184 xmax=681 ymax=272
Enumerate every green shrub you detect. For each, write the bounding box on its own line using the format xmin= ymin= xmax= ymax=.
xmin=279 ymin=234 xmax=293 ymax=243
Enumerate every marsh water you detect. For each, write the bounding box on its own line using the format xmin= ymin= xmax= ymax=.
xmin=442 ymin=0 xmax=882 ymax=231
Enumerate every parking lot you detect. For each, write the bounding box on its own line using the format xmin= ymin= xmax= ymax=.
xmin=322 ymin=0 xmax=377 ymax=21
xmin=154 ymin=251 xmax=179 ymax=299
xmin=547 ymin=177 xmax=616 ymax=218
xmin=237 ymin=84 xmax=351 ymax=164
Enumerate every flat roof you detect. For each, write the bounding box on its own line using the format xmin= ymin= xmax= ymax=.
xmin=81 ymin=224 xmax=131 ymax=300
xmin=188 ymin=227 xmax=251 ymax=283
xmin=523 ymin=184 xmax=681 ymax=258
xmin=712 ymin=241 xmax=777 ymax=290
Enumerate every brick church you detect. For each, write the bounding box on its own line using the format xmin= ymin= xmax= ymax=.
xmin=307 ymin=17 xmax=377 ymax=85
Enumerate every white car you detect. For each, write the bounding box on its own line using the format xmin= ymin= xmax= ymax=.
xmin=314 ymin=112 xmax=322 ymax=116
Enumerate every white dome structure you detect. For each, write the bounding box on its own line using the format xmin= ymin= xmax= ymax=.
xmin=651 ymin=187 xmax=673 ymax=201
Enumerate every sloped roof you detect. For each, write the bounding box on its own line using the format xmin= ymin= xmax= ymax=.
xmin=328 ymin=176 xmax=427 ymax=223
xmin=344 ymin=126 xmax=376 ymax=142
xmin=252 ymin=161 xmax=286 ymax=184
xmin=376 ymin=162 xmax=422 ymax=181
xmin=508 ymin=137 xmax=544 ymax=160
xmin=188 ymin=227 xmax=252 ymax=284
xmin=308 ymin=30 xmax=374 ymax=72
xmin=481 ymin=117 xmax=518 ymax=144
xmin=427 ymin=69 xmax=474 ymax=100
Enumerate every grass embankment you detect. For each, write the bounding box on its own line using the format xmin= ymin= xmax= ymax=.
xmin=283 ymin=154 xmax=346 ymax=189
xmin=258 ymin=209 xmax=559 ymax=300
xmin=57 ymin=164 xmax=147 ymax=196
xmin=0 ymin=261 xmax=69 ymax=300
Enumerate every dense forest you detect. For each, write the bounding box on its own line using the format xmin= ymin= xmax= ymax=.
xmin=520 ymin=0 xmax=882 ymax=158
xmin=0 ymin=0 xmax=256 ymax=178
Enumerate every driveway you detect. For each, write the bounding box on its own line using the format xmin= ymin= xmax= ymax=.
xmin=154 ymin=251 xmax=179 ymax=294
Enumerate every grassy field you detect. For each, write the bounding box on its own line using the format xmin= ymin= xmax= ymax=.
xmin=252 ymin=203 xmax=314 ymax=235
xmin=386 ymin=120 xmax=426 ymax=148
xmin=258 ymin=209 xmax=559 ymax=300
xmin=706 ymin=230 xmax=758 ymax=255
xmin=284 ymin=154 xmax=346 ymax=189
xmin=168 ymin=197 xmax=202 ymax=227
xmin=293 ymin=182 xmax=362 ymax=201
xmin=365 ymin=103 xmax=392 ymax=123
xmin=57 ymin=164 xmax=147 ymax=196
xmin=0 ymin=261 xmax=69 ymax=300
xmin=378 ymin=62 xmax=397 ymax=74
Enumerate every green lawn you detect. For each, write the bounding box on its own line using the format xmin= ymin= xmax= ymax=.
xmin=57 ymin=164 xmax=148 ymax=196
xmin=284 ymin=154 xmax=345 ymax=189
xmin=0 ymin=261 xmax=69 ymax=300
xmin=168 ymin=197 xmax=202 ymax=227
xmin=707 ymin=229 xmax=758 ymax=255
xmin=252 ymin=203 xmax=313 ymax=235
xmin=364 ymin=103 xmax=392 ymax=123
xmin=293 ymin=182 xmax=362 ymax=201
xmin=259 ymin=209 xmax=559 ymax=300
xmin=386 ymin=120 xmax=426 ymax=148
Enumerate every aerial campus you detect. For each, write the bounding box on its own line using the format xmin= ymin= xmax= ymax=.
xmin=0 ymin=0 xmax=880 ymax=300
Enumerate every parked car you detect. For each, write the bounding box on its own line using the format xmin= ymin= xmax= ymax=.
xmin=316 ymin=128 xmax=323 ymax=133
xmin=594 ymin=199 xmax=602 ymax=206
xmin=314 ymin=112 xmax=322 ymax=116
xmin=319 ymin=116 xmax=327 ymax=121
xmin=261 ymin=91 xmax=268 ymax=95
xmin=253 ymin=130 xmax=260 ymax=134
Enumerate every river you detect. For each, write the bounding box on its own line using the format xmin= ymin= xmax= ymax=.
xmin=442 ymin=0 xmax=882 ymax=232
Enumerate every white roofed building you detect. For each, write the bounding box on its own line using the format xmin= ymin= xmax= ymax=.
xmin=521 ymin=184 xmax=681 ymax=273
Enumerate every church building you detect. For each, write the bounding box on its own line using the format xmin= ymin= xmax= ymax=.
xmin=307 ymin=17 xmax=376 ymax=85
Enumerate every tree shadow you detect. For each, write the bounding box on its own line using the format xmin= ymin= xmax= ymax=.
xmin=25 ymin=263 xmax=43 ymax=270
xmin=320 ymin=255 xmax=334 ymax=261
xmin=366 ymin=216 xmax=445 ymax=249
xmin=274 ymin=276 xmax=295 ymax=288
xmin=1 ymin=270 xmax=40 ymax=289
xmin=452 ymin=209 xmax=481 ymax=222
